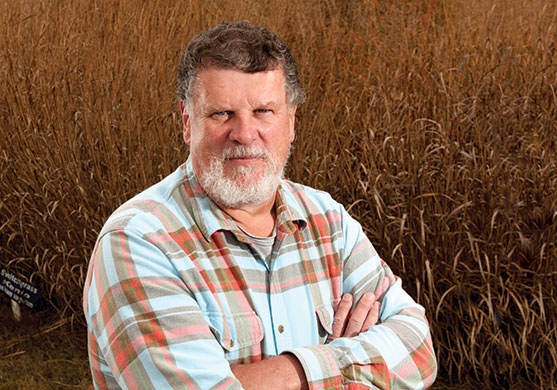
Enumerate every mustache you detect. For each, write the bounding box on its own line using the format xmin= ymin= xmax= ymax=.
xmin=221 ymin=145 xmax=269 ymax=160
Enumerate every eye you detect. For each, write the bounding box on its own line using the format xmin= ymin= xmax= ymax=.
xmin=254 ymin=108 xmax=272 ymax=115
xmin=211 ymin=111 xmax=232 ymax=120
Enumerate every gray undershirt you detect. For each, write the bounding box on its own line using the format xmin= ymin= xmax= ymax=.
xmin=239 ymin=226 xmax=277 ymax=268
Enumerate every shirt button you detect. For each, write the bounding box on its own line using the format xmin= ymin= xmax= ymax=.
xmin=278 ymin=325 xmax=284 ymax=333
xmin=230 ymin=339 xmax=235 ymax=347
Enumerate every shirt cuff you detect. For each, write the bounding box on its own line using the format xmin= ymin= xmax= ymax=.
xmin=284 ymin=345 xmax=344 ymax=390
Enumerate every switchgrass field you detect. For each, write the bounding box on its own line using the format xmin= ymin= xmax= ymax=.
xmin=1 ymin=0 xmax=556 ymax=388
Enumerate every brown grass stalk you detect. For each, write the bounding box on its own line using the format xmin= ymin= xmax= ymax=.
xmin=1 ymin=0 xmax=555 ymax=387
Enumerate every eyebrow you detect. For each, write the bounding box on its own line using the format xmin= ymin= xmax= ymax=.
xmin=260 ymin=100 xmax=279 ymax=107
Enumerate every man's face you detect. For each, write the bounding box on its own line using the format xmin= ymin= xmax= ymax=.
xmin=181 ymin=67 xmax=297 ymax=208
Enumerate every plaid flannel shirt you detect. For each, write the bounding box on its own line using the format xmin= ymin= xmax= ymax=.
xmin=83 ymin=160 xmax=437 ymax=389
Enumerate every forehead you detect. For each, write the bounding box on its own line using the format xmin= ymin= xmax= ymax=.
xmin=193 ymin=67 xmax=287 ymax=107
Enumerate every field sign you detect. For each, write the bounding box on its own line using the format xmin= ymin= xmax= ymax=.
xmin=0 ymin=267 xmax=42 ymax=309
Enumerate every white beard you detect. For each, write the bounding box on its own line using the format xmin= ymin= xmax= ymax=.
xmin=195 ymin=144 xmax=288 ymax=208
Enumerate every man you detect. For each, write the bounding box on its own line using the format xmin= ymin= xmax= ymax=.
xmin=83 ymin=21 xmax=437 ymax=389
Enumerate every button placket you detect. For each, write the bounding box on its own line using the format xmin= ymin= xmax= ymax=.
xmin=268 ymin=271 xmax=292 ymax=352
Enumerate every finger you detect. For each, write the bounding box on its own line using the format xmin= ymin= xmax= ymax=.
xmin=361 ymin=300 xmax=381 ymax=331
xmin=343 ymin=292 xmax=374 ymax=337
xmin=330 ymin=294 xmax=353 ymax=340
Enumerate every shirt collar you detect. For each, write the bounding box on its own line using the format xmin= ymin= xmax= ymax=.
xmin=182 ymin=159 xmax=308 ymax=242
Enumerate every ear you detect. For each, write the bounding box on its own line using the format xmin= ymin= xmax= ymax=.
xmin=180 ymin=100 xmax=191 ymax=144
xmin=288 ymin=105 xmax=297 ymax=143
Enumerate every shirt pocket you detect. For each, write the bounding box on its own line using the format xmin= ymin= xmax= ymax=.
xmin=205 ymin=311 xmax=264 ymax=363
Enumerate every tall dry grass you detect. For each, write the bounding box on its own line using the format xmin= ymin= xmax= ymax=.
xmin=1 ymin=0 xmax=555 ymax=387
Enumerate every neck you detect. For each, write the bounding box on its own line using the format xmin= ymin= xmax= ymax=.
xmin=218 ymin=196 xmax=277 ymax=237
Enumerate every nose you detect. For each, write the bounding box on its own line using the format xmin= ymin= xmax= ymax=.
xmin=228 ymin=111 xmax=258 ymax=145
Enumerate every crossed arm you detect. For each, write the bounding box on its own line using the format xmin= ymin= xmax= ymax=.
xmin=231 ymin=292 xmax=381 ymax=390
xmin=86 ymin=214 xmax=437 ymax=388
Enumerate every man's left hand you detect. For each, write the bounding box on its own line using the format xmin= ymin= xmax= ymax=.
xmin=327 ymin=292 xmax=381 ymax=342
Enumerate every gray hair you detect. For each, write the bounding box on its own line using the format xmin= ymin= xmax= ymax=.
xmin=177 ymin=21 xmax=305 ymax=108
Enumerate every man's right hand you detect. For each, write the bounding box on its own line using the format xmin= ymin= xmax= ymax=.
xmin=327 ymin=292 xmax=381 ymax=343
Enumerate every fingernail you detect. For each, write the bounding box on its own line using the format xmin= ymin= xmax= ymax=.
xmin=343 ymin=294 xmax=352 ymax=302
xmin=364 ymin=292 xmax=375 ymax=301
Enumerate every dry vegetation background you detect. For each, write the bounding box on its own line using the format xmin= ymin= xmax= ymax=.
xmin=1 ymin=0 xmax=556 ymax=388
